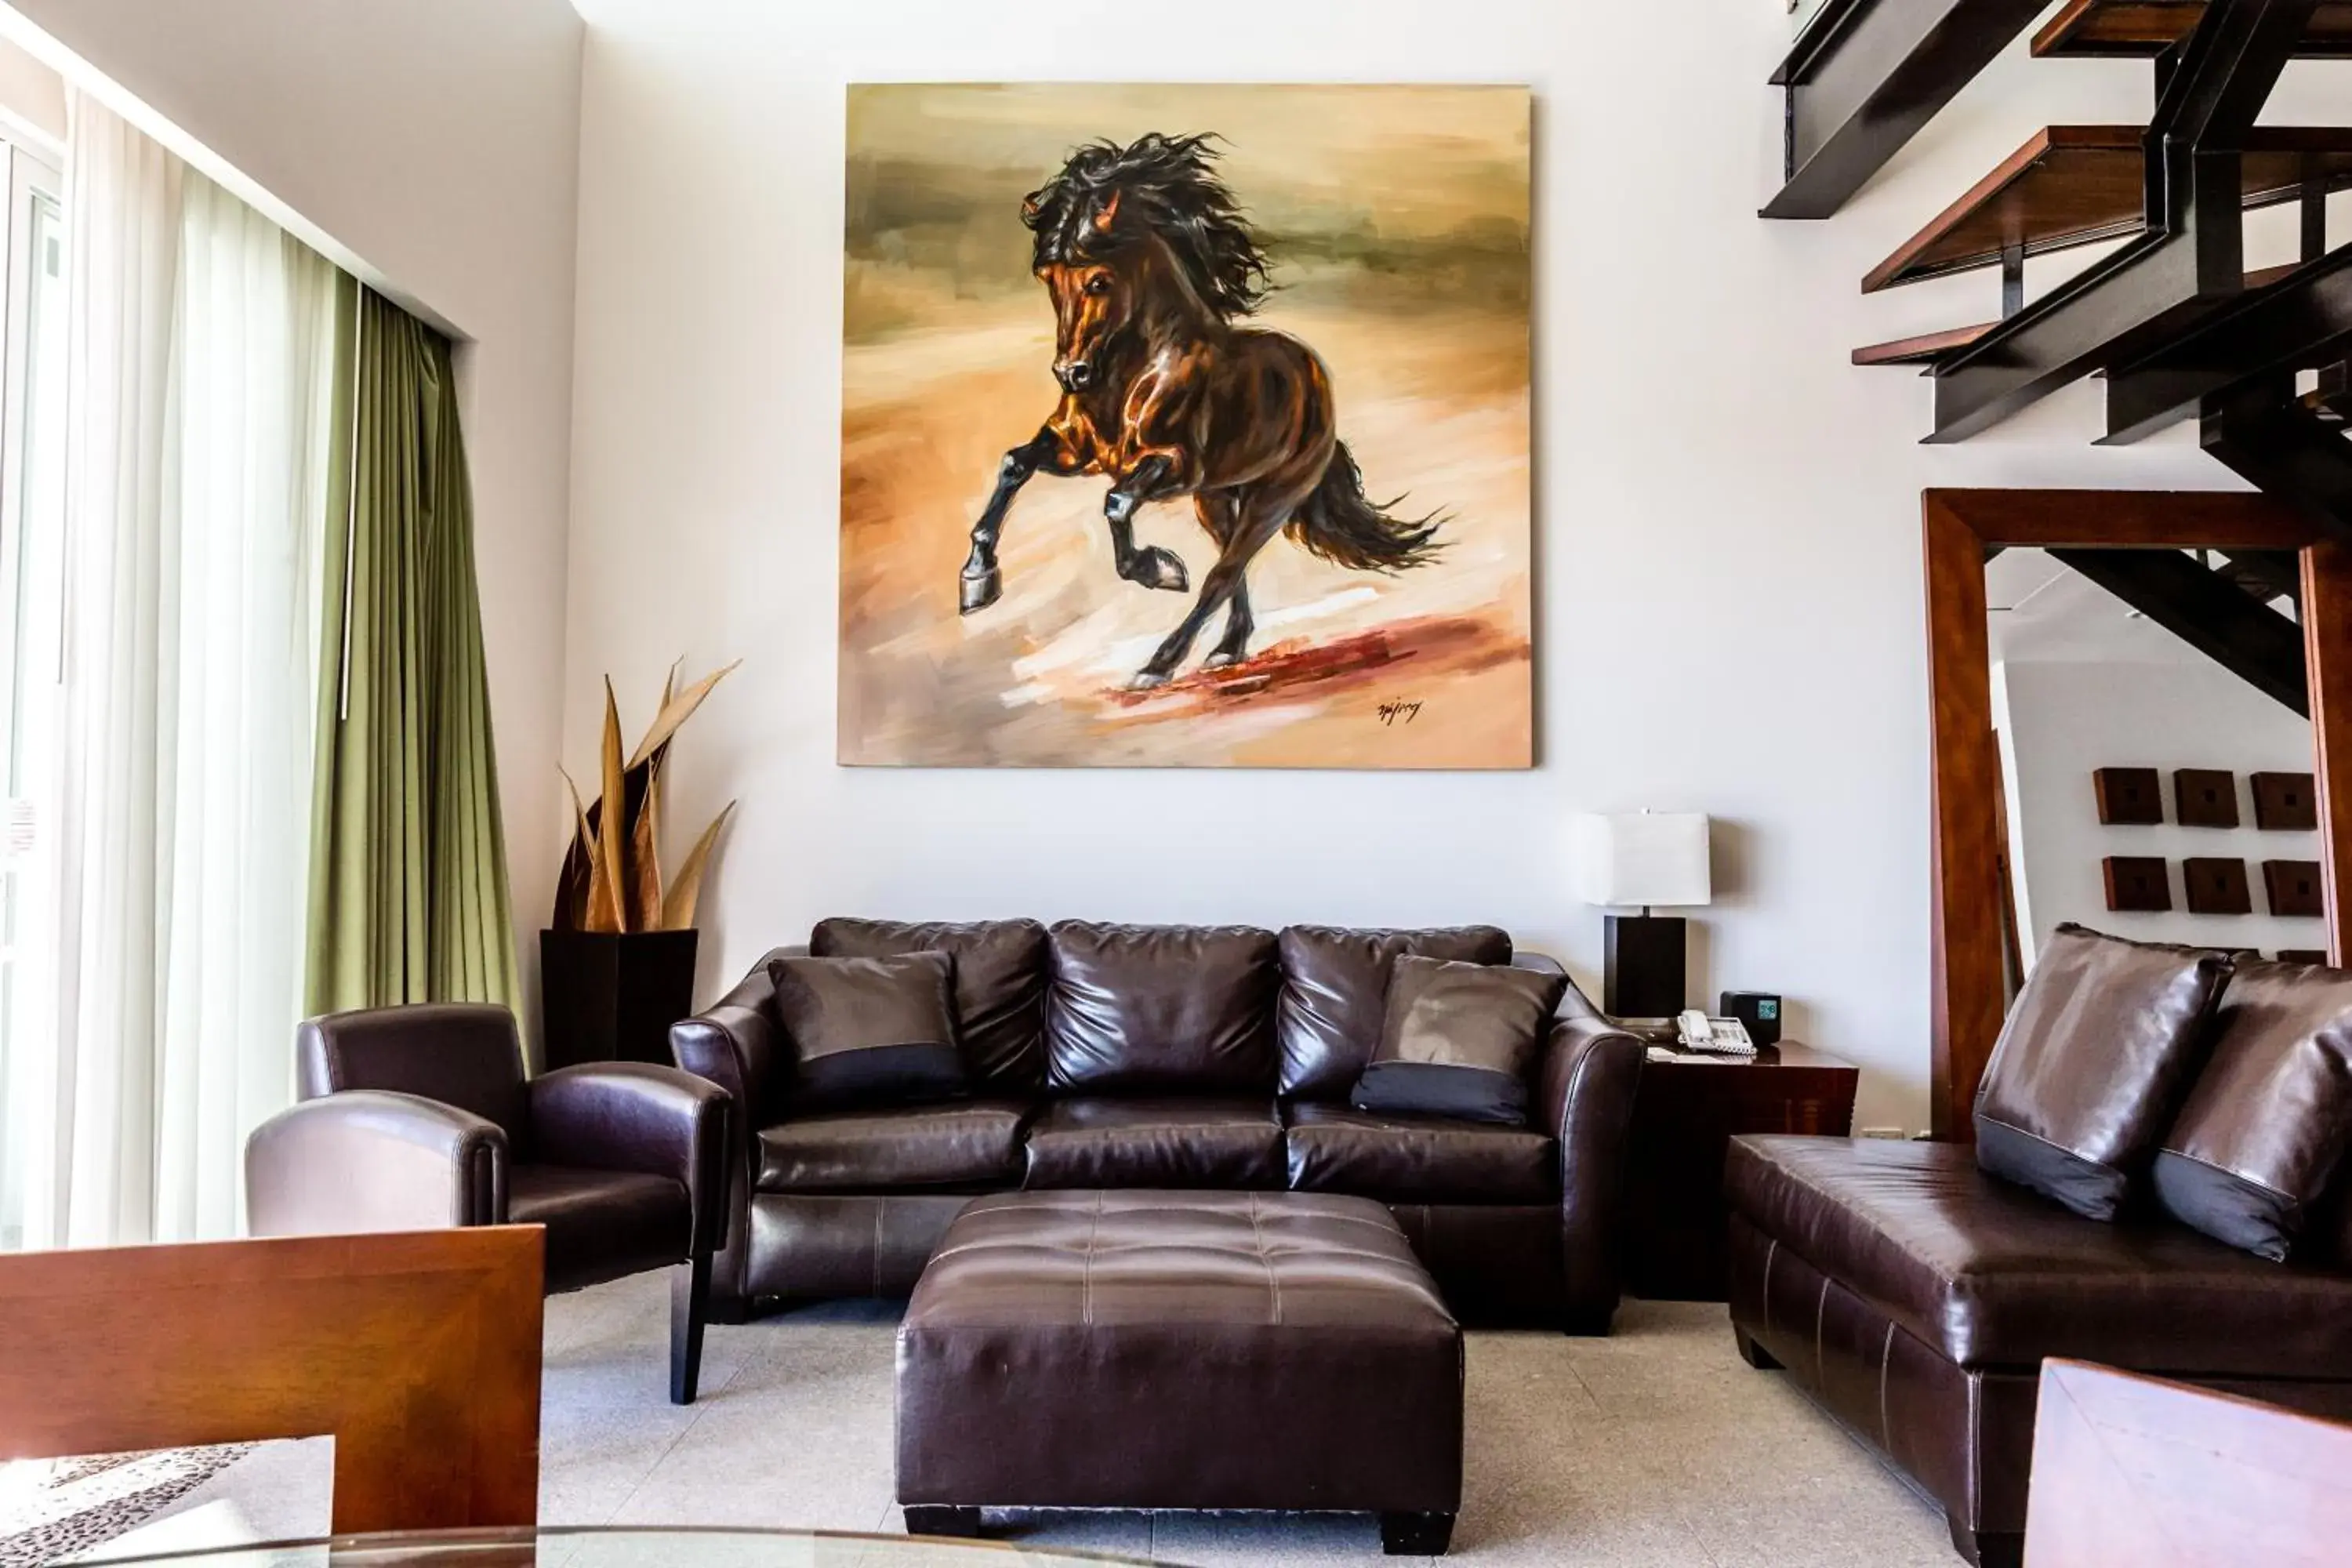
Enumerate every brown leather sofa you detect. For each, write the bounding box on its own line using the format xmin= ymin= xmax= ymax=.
xmin=670 ymin=919 xmax=1646 ymax=1331
xmin=1726 ymin=940 xmax=2352 ymax=1567
xmin=246 ymin=1004 xmax=731 ymax=1403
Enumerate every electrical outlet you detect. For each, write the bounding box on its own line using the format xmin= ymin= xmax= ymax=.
xmin=1859 ymin=1126 xmax=1905 ymax=1140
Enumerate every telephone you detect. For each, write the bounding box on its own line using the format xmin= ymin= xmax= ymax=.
xmin=1676 ymin=1009 xmax=1757 ymax=1056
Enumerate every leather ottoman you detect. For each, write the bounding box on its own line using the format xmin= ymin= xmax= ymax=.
xmin=895 ymin=1189 xmax=1464 ymax=1555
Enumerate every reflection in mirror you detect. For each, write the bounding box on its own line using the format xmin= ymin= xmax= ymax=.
xmin=1987 ymin=546 xmax=2321 ymax=1000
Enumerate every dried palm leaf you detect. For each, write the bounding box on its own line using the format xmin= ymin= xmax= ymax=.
xmin=597 ymin=679 xmax=631 ymax=933
xmin=652 ymin=659 xmax=680 ymax=820
xmin=561 ymin=770 xmax=620 ymax=934
xmin=661 ymin=801 xmax=735 ymax=932
xmin=555 ymin=661 xmax=739 ymax=937
xmin=626 ymin=752 xmax=666 ymax=932
xmin=626 ymin=660 xmax=739 ymax=772
xmin=553 ymin=822 xmax=590 ymax=929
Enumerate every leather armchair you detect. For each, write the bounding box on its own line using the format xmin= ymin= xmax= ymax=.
xmin=247 ymin=1003 xmax=731 ymax=1403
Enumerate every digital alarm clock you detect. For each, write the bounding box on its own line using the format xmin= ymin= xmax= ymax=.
xmin=1719 ymin=990 xmax=1783 ymax=1047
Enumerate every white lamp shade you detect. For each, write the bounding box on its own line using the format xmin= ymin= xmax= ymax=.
xmin=1571 ymin=812 xmax=1712 ymax=908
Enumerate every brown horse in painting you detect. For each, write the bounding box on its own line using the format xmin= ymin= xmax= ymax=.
xmin=957 ymin=132 xmax=1443 ymax=689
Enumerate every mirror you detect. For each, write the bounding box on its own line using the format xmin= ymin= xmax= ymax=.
xmin=1987 ymin=546 xmax=2323 ymax=994
xmin=1922 ymin=490 xmax=2351 ymax=1139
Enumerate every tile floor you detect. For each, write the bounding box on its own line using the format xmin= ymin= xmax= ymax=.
xmin=535 ymin=1272 xmax=1952 ymax=1566
xmin=119 ymin=1271 xmax=1956 ymax=1566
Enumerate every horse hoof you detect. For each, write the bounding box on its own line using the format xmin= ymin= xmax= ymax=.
xmin=1127 ymin=670 xmax=1173 ymax=691
xmin=1123 ymin=546 xmax=1189 ymax=593
xmin=959 ymin=568 xmax=1003 ymax=615
xmin=1202 ymin=651 xmax=1245 ymax=670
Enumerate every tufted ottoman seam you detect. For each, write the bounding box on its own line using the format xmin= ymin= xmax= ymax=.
xmin=1083 ymin=1189 xmax=1102 ymax=1325
xmin=1248 ymin=1192 xmax=1284 ymax=1325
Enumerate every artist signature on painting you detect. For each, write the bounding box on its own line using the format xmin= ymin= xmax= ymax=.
xmin=1377 ymin=699 xmax=1424 ymax=728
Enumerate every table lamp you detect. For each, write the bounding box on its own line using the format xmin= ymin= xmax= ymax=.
xmin=1571 ymin=811 xmax=1712 ymax=1018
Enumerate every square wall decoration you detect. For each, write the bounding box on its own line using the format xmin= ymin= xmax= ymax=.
xmin=838 ymin=83 xmax=1534 ymax=768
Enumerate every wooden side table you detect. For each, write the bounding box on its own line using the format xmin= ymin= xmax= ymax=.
xmin=1622 ymin=1040 xmax=1860 ymax=1301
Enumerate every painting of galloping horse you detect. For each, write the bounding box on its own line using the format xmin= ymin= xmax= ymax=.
xmin=840 ymin=84 xmax=1531 ymax=768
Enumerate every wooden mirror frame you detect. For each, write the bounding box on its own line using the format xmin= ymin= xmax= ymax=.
xmin=1925 ymin=489 xmax=2352 ymax=1140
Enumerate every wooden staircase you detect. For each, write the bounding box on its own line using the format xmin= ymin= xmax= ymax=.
xmin=1776 ymin=0 xmax=2352 ymax=549
xmin=1764 ymin=0 xmax=2352 ymax=218
xmin=2032 ymin=0 xmax=2352 ymax=57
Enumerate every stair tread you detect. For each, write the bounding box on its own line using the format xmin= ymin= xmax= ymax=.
xmin=2034 ymin=0 xmax=2352 ymax=59
xmin=1855 ymin=266 xmax=2311 ymax=367
xmin=1852 ymin=323 xmax=1998 ymax=366
xmin=1865 ymin=125 xmax=2352 ymax=293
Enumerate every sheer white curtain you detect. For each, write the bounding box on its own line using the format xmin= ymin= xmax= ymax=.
xmin=18 ymin=94 xmax=339 ymax=1247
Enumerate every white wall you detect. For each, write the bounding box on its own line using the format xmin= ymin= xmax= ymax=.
xmin=561 ymin=2 xmax=2343 ymax=1133
xmin=0 ymin=0 xmax=586 ymax=1022
xmin=1998 ymin=659 xmax=2322 ymax=961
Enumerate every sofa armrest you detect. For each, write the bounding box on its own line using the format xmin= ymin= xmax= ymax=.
xmin=245 ymin=1091 xmax=507 ymax=1236
xmin=669 ymin=946 xmax=799 ymax=1125
xmin=669 ymin=946 xmax=802 ymax=1310
xmin=1538 ymin=982 xmax=1646 ymax=1330
xmin=530 ymin=1062 xmax=731 ymax=1253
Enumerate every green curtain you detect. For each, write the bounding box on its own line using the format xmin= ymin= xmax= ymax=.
xmin=303 ymin=282 xmax=519 ymax=1014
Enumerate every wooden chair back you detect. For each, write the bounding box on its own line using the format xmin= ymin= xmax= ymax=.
xmin=2027 ymin=1359 xmax=2352 ymax=1566
xmin=0 ymin=1226 xmax=542 ymax=1534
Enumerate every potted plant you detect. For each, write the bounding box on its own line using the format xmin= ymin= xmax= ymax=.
xmin=542 ymin=661 xmax=738 ymax=1071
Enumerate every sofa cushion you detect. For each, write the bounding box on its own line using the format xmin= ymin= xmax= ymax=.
xmin=811 ymin=917 xmax=1050 ymax=1091
xmin=1276 ymin=925 xmax=1513 ymax=1100
xmin=1726 ymin=1134 xmax=2352 ymax=1377
xmin=2152 ymin=958 xmax=2352 ymax=1261
xmin=1973 ymin=924 xmax=2232 ymax=1220
xmin=1044 ymin=922 xmax=1279 ymax=1094
xmin=508 ymin=1164 xmax=687 ymax=1291
xmin=757 ymin=1102 xmax=1031 ymax=1193
xmin=768 ymin=951 xmax=967 ymax=1112
xmin=1022 ymin=1096 xmax=1284 ymax=1189
xmin=1285 ymin=1102 xmax=1555 ymax=1204
xmin=1352 ymin=955 xmax=1566 ymax=1127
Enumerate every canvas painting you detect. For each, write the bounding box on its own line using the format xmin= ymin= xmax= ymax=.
xmin=839 ymin=83 xmax=1532 ymax=768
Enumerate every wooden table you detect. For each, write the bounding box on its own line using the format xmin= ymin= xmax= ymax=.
xmin=1623 ymin=1040 xmax=1860 ymax=1301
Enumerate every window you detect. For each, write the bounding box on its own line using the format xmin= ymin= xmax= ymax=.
xmin=0 ymin=136 xmax=64 ymax=1251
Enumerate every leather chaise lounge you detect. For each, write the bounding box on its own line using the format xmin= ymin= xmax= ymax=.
xmin=1726 ymin=929 xmax=2352 ymax=1568
xmin=670 ymin=918 xmax=1646 ymax=1330
xmin=1726 ymin=1136 xmax=2352 ymax=1567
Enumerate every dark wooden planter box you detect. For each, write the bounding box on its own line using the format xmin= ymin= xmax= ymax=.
xmin=540 ymin=927 xmax=699 ymax=1072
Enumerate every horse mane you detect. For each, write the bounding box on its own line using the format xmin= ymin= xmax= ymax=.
xmin=1023 ymin=132 xmax=1270 ymax=320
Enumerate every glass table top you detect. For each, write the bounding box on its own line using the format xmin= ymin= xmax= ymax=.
xmin=89 ymin=1527 xmax=1148 ymax=1568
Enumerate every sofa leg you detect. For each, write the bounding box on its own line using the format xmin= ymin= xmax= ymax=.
xmin=1947 ymin=1519 xmax=2024 ymax=1568
xmin=905 ymin=1505 xmax=983 ymax=1538
xmin=1380 ymin=1511 xmax=1454 ymax=1555
xmin=1733 ymin=1327 xmax=1780 ymax=1370
xmin=670 ymin=1252 xmax=712 ymax=1405
xmin=1559 ymin=1306 xmax=1615 ymax=1338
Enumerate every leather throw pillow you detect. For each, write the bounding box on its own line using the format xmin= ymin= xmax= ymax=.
xmin=1974 ymin=924 xmax=2232 ymax=1221
xmin=1275 ymin=924 xmax=1514 ymax=1100
xmin=1352 ymin=954 xmax=1567 ymax=1127
xmin=767 ymin=950 xmax=967 ymax=1112
xmin=809 ymin=916 xmax=1048 ymax=1090
xmin=2151 ymin=958 xmax=2352 ymax=1261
